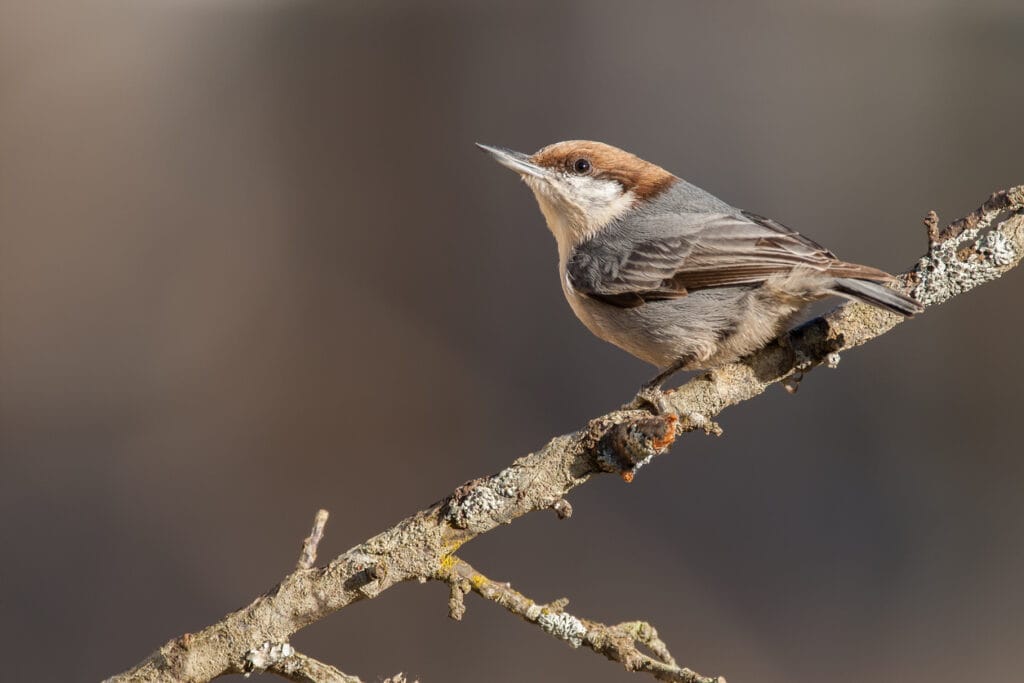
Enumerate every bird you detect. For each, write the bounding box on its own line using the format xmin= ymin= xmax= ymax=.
xmin=477 ymin=140 xmax=922 ymax=410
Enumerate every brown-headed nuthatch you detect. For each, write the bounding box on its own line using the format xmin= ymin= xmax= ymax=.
xmin=478 ymin=140 xmax=922 ymax=409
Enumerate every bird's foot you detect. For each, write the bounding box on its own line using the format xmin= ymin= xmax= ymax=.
xmin=782 ymin=370 xmax=805 ymax=394
xmin=625 ymin=383 xmax=674 ymax=415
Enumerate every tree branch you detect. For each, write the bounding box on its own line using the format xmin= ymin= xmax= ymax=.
xmin=438 ymin=556 xmax=724 ymax=683
xmin=248 ymin=642 xmax=413 ymax=683
xmin=104 ymin=188 xmax=1023 ymax=683
xmin=244 ymin=641 xmax=358 ymax=683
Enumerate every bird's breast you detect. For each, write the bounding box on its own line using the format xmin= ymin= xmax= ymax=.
xmin=559 ymin=262 xmax=599 ymax=330
xmin=557 ymin=261 xmax=673 ymax=367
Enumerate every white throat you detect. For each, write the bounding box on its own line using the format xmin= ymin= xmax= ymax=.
xmin=525 ymin=176 xmax=635 ymax=261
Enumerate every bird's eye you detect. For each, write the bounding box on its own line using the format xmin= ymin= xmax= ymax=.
xmin=573 ymin=158 xmax=591 ymax=174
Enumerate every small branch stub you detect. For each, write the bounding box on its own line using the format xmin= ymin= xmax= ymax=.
xmin=448 ymin=580 xmax=470 ymax=621
xmin=925 ymin=210 xmax=940 ymax=245
xmin=298 ymin=509 xmax=330 ymax=570
xmin=551 ymin=498 xmax=573 ymax=519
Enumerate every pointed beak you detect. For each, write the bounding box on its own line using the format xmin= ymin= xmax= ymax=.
xmin=475 ymin=143 xmax=547 ymax=179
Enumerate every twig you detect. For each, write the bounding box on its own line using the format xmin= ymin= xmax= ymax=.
xmin=438 ymin=556 xmax=725 ymax=683
xmin=937 ymin=186 xmax=1024 ymax=242
xmin=298 ymin=509 xmax=330 ymax=570
xmin=265 ymin=649 xmax=363 ymax=683
xmin=104 ymin=188 xmax=1024 ymax=683
xmin=244 ymin=642 xmax=358 ymax=683
xmin=250 ymin=644 xmax=413 ymax=683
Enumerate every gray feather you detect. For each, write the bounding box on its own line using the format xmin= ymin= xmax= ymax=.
xmin=567 ymin=206 xmax=861 ymax=307
xmin=554 ymin=178 xmax=922 ymax=372
xmin=829 ymin=278 xmax=924 ymax=316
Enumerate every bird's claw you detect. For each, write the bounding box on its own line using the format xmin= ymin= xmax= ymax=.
xmin=625 ymin=384 xmax=674 ymax=415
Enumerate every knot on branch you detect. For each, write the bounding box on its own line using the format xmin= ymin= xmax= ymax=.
xmin=596 ymin=414 xmax=678 ymax=482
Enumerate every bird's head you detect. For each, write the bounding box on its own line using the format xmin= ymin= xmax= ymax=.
xmin=477 ymin=140 xmax=676 ymax=256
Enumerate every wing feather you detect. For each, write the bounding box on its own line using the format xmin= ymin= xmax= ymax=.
xmin=566 ymin=211 xmax=892 ymax=308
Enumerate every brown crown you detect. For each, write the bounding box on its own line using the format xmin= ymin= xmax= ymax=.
xmin=529 ymin=140 xmax=677 ymax=201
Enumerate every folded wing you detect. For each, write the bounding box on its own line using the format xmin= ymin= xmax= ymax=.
xmin=566 ymin=211 xmax=893 ymax=308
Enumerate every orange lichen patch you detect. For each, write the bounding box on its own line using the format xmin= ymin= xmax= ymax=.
xmin=651 ymin=414 xmax=678 ymax=450
xmin=620 ymin=470 xmax=635 ymax=483
xmin=530 ymin=140 xmax=677 ymax=201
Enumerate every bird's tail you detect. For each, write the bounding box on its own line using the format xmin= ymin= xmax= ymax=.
xmin=830 ymin=277 xmax=924 ymax=317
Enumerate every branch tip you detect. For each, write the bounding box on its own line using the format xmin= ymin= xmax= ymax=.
xmin=447 ymin=580 xmax=470 ymax=621
xmin=924 ymin=209 xmax=940 ymax=245
xmin=547 ymin=596 xmax=570 ymax=612
xmin=444 ymin=556 xmax=721 ymax=681
xmin=297 ymin=509 xmax=330 ymax=570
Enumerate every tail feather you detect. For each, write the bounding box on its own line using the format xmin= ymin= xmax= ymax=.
xmin=830 ymin=277 xmax=924 ymax=317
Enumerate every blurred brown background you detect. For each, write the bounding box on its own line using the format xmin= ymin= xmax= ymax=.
xmin=2 ymin=2 xmax=1023 ymax=682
